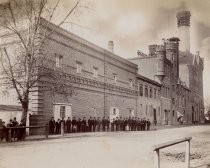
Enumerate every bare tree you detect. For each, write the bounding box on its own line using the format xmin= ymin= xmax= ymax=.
xmin=0 ymin=0 xmax=83 ymax=124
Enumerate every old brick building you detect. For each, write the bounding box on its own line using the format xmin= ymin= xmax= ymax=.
xmin=0 ymin=9 xmax=204 ymax=127
xmin=129 ymin=11 xmax=204 ymax=125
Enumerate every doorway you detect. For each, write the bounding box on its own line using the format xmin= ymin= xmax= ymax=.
xmin=153 ymin=109 xmax=157 ymax=124
xmin=165 ymin=110 xmax=168 ymax=125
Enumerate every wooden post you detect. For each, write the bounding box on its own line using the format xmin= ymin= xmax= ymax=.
xmin=185 ymin=140 xmax=190 ymax=168
xmin=154 ymin=149 xmax=160 ymax=168
xmin=45 ymin=124 xmax=49 ymax=139
xmin=8 ymin=128 xmax=11 ymax=142
xmin=61 ymin=122 xmax=64 ymax=136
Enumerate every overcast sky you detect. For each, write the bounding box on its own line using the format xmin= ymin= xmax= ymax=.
xmin=55 ymin=0 xmax=210 ymax=104
xmin=1 ymin=0 xmax=209 ymax=105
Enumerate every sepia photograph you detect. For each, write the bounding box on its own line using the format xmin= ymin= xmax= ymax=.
xmin=0 ymin=0 xmax=210 ymax=168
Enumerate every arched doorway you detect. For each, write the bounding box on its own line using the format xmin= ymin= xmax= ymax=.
xmin=165 ymin=110 xmax=168 ymax=125
xmin=192 ymin=106 xmax=194 ymax=124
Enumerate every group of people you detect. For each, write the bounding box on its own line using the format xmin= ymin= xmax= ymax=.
xmin=0 ymin=117 xmax=26 ymax=142
xmin=49 ymin=116 xmax=151 ymax=134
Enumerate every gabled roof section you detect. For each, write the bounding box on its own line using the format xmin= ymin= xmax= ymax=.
xmin=136 ymin=74 xmax=161 ymax=87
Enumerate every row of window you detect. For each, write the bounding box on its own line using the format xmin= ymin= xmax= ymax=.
xmin=162 ymin=86 xmax=170 ymax=98
xmin=139 ymin=85 xmax=160 ymax=99
xmin=140 ymin=104 xmax=161 ymax=117
xmin=55 ymin=54 xmax=134 ymax=87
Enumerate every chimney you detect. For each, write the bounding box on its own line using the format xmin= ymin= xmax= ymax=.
xmin=176 ymin=11 xmax=191 ymax=52
xmin=108 ymin=41 xmax=114 ymax=53
xmin=148 ymin=45 xmax=157 ymax=56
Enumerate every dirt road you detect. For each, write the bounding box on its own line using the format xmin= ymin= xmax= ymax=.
xmin=0 ymin=125 xmax=210 ymax=168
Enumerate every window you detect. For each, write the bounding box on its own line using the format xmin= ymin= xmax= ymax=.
xmin=145 ymin=86 xmax=148 ymax=97
xmin=129 ymin=109 xmax=134 ymax=117
xmin=140 ymin=104 xmax=142 ymax=113
xmin=129 ymin=79 xmax=133 ymax=87
xmin=172 ymin=85 xmax=175 ymax=91
xmin=139 ymin=85 xmax=143 ymax=96
xmin=150 ymin=87 xmax=153 ymax=98
xmin=172 ymin=54 xmax=174 ymax=61
xmin=113 ymin=108 xmax=116 ymax=115
xmin=76 ymin=62 xmax=82 ymax=73
xmin=53 ymin=104 xmax=72 ymax=121
xmin=172 ymin=98 xmax=175 ymax=105
xmin=158 ymin=107 xmax=160 ymax=116
xmin=93 ymin=67 xmax=98 ymax=78
xmin=55 ymin=54 xmax=63 ymax=68
xmin=113 ymin=74 xmax=117 ymax=83
xmin=154 ymin=89 xmax=157 ymax=99
xmin=60 ymin=106 xmax=66 ymax=118
xmin=150 ymin=106 xmax=153 ymax=116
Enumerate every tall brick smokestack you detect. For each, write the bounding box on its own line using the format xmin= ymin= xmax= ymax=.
xmin=176 ymin=11 xmax=191 ymax=52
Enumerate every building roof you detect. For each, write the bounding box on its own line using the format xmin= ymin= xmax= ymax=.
xmin=0 ymin=105 xmax=22 ymax=112
xmin=39 ymin=18 xmax=138 ymax=70
xmin=136 ymin=74 xmax=161 ymax=87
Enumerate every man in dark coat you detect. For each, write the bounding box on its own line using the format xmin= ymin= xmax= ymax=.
xmin=124 ymin=118 xmax=128 ymax=131
xmin=97 ymin=117 xmax=101 ymax=132
xmin=72 ymin=117 xmax=77 ymax=133
xmin=88 ymin=117 xmax=92 ymax=132
xmin=119 ymin=117 xmax=123 ymax=131
xmin=140 ymin=119 xmax=143 ymax=131
xmin=106 ymin=117 xmax=110 ymax=131
xmin=128 ymin=117 xmax=132 ymax=131
xmin=61 ymin=117 xmax=65 ymax=132
xmin=137 ymin=118 xmax=141 ymax=131
xmin=77 ymin=118 xmax=82 ymax=132
xmin=102 ymin=117 xmax=106 ymax=131
xmin=93 ymin=117 xmax=97 ymax=132
xmin=146 ymin=119 xmax=151 ymax=131
xmin=18 ymin=120 xmax=26 ymax=140
xmin=49 ymin=117 xmax=56 ymax=134
xmin=66 ymin=117 xmax=72 ymax=133
xmin=111 ymin=118 xmax=115 ymax=131
xmin=55 ymin=119 xmax=61 ymax=134
xmin=143 ymin=119 xmax=146 ymax=131
xmin=81 ymin=117 xmax=87 ymax=132
xmin=0 ymin=121 xmax=7 ymax=142
xmin=12 ymin=117 xmax=19 ymax=140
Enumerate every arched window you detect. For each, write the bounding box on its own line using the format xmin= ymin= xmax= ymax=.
xmin=150 ymin=87 xmax=153 ymax=98
xmin=139 ymin=85 xmax=143 ymax=96
xmin=145 ymin=87 xmax=148 ymax=97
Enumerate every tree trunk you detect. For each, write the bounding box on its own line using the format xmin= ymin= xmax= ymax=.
xmin=21 ymin=100 xmax=29 ymax=124
xmin=21 ymin=100 xmax=30 ymax=136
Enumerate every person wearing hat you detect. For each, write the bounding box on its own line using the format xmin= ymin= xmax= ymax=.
xmin=49 ymin=117 xmax=56 ymax=134
xmin=0 ymin=121 xmax=7 ymax=142
xmin=66 ymin=117 xmax=72 ymax=133
xmin=72 ymin=117 xmax=77 ymax=133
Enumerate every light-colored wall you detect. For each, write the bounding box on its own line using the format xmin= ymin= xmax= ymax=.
xmin=0 ymin=111 xmax=22 ymax=125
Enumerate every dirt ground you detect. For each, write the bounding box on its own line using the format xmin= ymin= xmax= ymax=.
xmin=0 ymin=125 xmax=210 ymax=168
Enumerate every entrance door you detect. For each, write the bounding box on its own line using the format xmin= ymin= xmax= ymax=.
xmin=192 ymin=106 xmax=194 ymax=124
xmin=53 ymin=104 xmax=72 ymax=121
xmin=165 ymin=110 xmax=168 ymax=125
xmin=153 ymin=109 xmax=157 ymax=123
xmin=110 ymin=107 xmax=119 ymax=123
